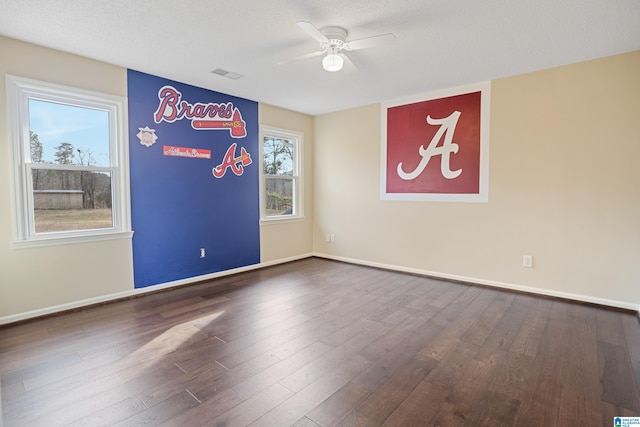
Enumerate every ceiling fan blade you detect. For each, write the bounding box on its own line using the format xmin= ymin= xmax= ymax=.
xmin=296 ymin=21 xmax=329 ymax=43
xmin=345 ymin=33 xmax=396 ymax=51
xmin=341 ymin=53 xmax=359 ymax=72
xmin=277 ymin=49 xmax=325 ymax=65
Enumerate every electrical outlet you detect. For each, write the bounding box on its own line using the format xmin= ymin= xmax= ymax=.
xmin=330 ymin=234 xmax=335 ymax=243
xmin=523 ymin=255 xmax=533 ymax=268
xmin=200 ymin=248 xmax=206 ymax=258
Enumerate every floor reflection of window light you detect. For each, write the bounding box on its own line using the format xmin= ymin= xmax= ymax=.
xmin=124 ymin=311 xmax=225 ymax=369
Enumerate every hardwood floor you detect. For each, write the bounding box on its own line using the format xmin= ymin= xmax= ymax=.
xmin=1 ymin=257 xmax=639 ymax=426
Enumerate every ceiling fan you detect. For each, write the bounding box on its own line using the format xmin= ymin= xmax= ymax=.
xmin=283 ymin=21 xmax=397 ymax=72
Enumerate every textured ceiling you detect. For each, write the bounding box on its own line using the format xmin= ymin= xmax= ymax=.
xmin=1 ymin=0 xmax=639 ymax=115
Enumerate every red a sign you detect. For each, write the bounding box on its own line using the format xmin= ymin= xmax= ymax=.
xmin=381 ymin=82 xmax=490 ymax=202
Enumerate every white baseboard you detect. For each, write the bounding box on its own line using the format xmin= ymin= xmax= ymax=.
xmin=2 ymin=251 xmax=636 ymax=325
xmin=0 ymin=253 xmax=313 ymax=326
xmin=312 ymin=252 xmax=640 ymax=312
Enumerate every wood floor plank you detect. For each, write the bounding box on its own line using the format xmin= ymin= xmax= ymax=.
xmin=473 ymin=294 xmax=536 ymax=363
xmin=479 ymin=351 xmax=536 ymax=426
xmin=380 ymin=379 xmax=449 ymax=427
xmin=112 ymin=390 xmax=200 ymax=427
xmin=0 ymin=332 xmax=91 ymax=375
xmin=511 ymin=300 xmax=574 ymax=426
xmin=1 ymin=351 xmax=83 ymax=390
xmin=420 ymin=338 xmax=480 ymax=394
xmin=556 ymin=304 xmax=602 ymax=425
xmin=173 ymin=312 xmax=314 ymax=373
xmin=65 ymin=395 xmax=147 ymax=427
xmin=305 ymin=381 xmax=371 ymax=426
xmin=319 ymin=317 xmax=378 ymax=348
xmin=459 ymin=291 xmax=516 ymax=348
xmin=1 ymin=257 xmax=638 ymax=426
xmin=249 ymin=355 xmax=372 ymax=427
xmin=427 ymin=350 xmax=510 ymax=426
xmin=358 ymin=306 xmax=440 ymax=363
xmin=599 ymin=340 xmax=640 ymax=412
xmin=204 ymin=383 xmax=293 ymax=427
xmin=425 ymin=281 xmax=468 ymax=309
xmin=508 ymin=297 xmax=553 ymax=358
xmin=350 ymin=355 xmax=437 ymax=425
xmin=158 ymin=388 xmax=245 ymax=427
xmin=231 ymin=341 xmax=334 ymax=400
xmin=159 ymin=295 xmax=230 ymax=319
xmin=419 ymin=287 xmax=501 ymax=362
xmin=488 ymin=350 xmax=534 ymax=399
xmin=268 ymin=328 xmax=335 ymax=360
xmin=291 ymin=416 xmax=322 ymax=427
xmin=596 ymin=306 xmax=627 ymax=346
xmin=621 ymin=313 xmax=640 ymax=392
xmin=187 ymin=350 xmax=283 ymax=404
xmin=278 ymin=323 xmax=391 ymax=393
xmin=1 ymin=372 xmax=125 ymax=426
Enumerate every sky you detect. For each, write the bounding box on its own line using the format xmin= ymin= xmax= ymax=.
xmin=28 ymin=99 xmax=111 ymax=167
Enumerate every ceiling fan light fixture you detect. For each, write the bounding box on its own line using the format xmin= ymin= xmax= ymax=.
xmin=322 ymin=52 xmax=344 ymax=72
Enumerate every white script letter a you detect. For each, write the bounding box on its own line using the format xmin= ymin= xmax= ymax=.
xmin=397 ymin=111 xmax=462 ymax=180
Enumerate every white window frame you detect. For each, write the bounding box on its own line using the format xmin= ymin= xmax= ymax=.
xmin=6 ymin=75 xmax=132 ymax=248
xmin=259 ymin=126 xmax=303 ymax=223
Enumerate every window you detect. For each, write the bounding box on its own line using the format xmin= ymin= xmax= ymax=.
xmin=6 ymin=75 xmax=131 ymax=248
xmin=260 ymin=127 xmax=302 ymax=221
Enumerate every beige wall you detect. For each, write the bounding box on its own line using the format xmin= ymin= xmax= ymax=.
xmin=313 ymin=51 xmax=640 ymax=308
xmin=0 ymin=36 xmax=135 ymax=318
xmin=258 ymin=104 xmax=314 ymax=262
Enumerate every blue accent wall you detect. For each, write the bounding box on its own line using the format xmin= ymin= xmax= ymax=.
xmin=127 ymin=70 xmax=260 ymax=288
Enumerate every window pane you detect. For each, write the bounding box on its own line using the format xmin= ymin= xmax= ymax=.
xmin=265 ymin=177 xmax=294 ymax=216
xmin=32 ymin=169 xmax=113 ymax=233
xmin=28 ymin=99 xmax=111 ymax=167
xmin=263 ymin=137 xmax=294 ymax=176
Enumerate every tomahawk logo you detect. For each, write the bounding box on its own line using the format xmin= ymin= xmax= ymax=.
xmin=212 ymin=143 xmax=252 ymax=178
xmin=154 ymin=85 xmax=247 ymax=138
xmin=397 ymin=111 xmax=462 ymax=181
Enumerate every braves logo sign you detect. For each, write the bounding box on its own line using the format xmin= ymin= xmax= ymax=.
xmin=154 ymin=85 xmax=247 ymax=138
xmin=381 ymin=83 xmax=490 ymax=202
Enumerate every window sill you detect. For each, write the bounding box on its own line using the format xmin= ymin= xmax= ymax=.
xmin=12 ymin=230 xmax=134 ymax=250
xmin=260 ymin=215 xmax=305 ymax=225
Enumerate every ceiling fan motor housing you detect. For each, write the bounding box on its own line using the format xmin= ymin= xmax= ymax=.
xmin=321 ymin=26 xmax=348 ymax=50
